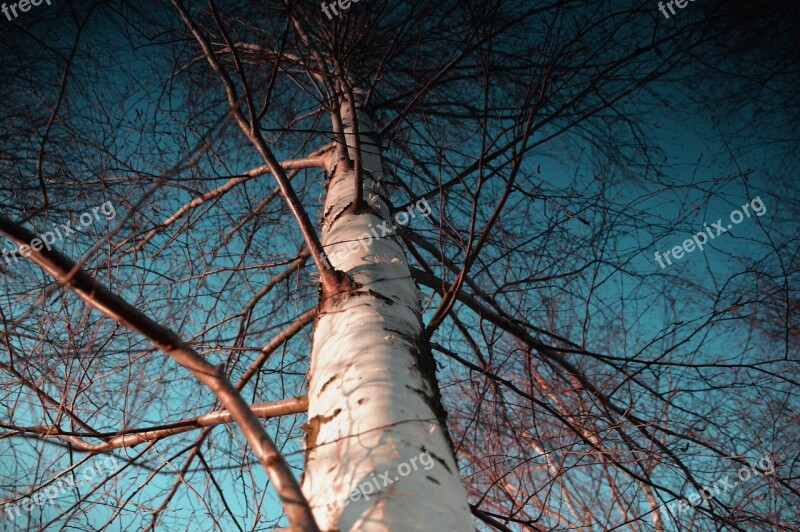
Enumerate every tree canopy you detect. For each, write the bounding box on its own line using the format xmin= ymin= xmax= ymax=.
xmin=1 ymin=0 xmax=798 ymax=530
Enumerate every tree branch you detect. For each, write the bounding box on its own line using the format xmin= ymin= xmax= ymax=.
xmin=172 ymin=0 xmax=338 ymax=298
xmin=132 ymin=153 xmax=329 ymax=252
xmin=5 ymin=396 xmax=307 ymax=452
xmin=0 ymin=214 xmax=320 ymax=532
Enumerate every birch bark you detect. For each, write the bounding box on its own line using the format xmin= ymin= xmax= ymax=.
xmin=301 ymin=92 xmax=474 ymax=531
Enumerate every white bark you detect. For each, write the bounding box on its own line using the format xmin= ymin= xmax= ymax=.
xmin=301 ymin=93 xmax=474 ymax=531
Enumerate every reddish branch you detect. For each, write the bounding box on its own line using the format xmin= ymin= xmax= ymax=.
xmin=7 ymin=396 xmax=307 ymax=452
xmin=172 ymin=0 xmax=338 ymax=297
xmin=0 ymin=214 xmax=319 ymax=532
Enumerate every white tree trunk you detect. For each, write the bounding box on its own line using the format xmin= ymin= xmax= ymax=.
xmin=301 ymin=93 xmax=474 ymax=531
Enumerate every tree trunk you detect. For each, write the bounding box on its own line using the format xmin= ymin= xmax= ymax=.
xmin=301 ymin=91 xmax=474 ymax=531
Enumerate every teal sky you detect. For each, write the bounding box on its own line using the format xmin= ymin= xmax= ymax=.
xmin=1 ymin=1 xmax=797 ymax=530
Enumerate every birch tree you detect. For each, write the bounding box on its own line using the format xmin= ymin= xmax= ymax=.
xmin=1 ymin=1 xmax=799 ymax=531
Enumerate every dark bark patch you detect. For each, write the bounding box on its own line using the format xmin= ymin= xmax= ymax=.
xmin=409 ymin=337 xmax=459 ymax=459
xmin=342 ymin=288 xmax=395 ymax=306
xmin=405 ymin=384 xmax=428 ymax=396
xmin=364 ymin=289 xmax=394 ymax=305
xmin=320 ymin=373 xmax=339 ymax=394
xmin=302 ymin=408 xmax=342 ymax=453
xmin=428 ymin=451 xmax=452 ymax=474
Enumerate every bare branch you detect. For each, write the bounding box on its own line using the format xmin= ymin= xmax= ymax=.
xmin=8 ymin=396 xmax=307 ymax=452
xmin=0 ymin=214 xmax=320 ymax=532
